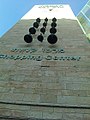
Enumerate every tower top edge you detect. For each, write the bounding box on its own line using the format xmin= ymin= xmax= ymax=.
xmin=21 ymin=4 xmax=76 ymax=20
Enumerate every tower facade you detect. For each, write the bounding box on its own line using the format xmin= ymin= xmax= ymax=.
xmin=0 ymin=5 xmax=90 ymax=120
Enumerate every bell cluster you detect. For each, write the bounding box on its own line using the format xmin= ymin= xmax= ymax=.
xmin=24 ymin=17 xmax=58 ymax=44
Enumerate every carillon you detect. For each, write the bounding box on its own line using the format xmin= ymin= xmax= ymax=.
xmin=24 ymin=17 xmax=58 ymax=44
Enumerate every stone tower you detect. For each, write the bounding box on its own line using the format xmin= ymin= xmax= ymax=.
xmin=0 ymin=4 xmax=90 ymax=120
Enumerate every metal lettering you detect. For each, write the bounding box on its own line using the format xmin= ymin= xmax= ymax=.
xmin=30 ymin=56 xmax=36 ymax=60
xmin=39 ymin=5 xmax=63 ymax=8
xmin=0 ymin=54 xmax=81 ymax=61
xmin=71 ymin=57 xmax=76 ymax=60
xmin=9 ymin=55 xmax=15 ymax=59
xmin=36 ymin=56 xmax=43 ymax=61
xmin=0 ymin=54 xmax=5 ymax=58
xmin=53 ymin=56 xmax=59 ymax=60
xmin=26 ymin=55 xmax=31 ymax=60
xmin=11 ymin=48 xmax=37 ymax=53
xmin=14 ymin=55 xmax=21 ymax=60
xmin=45 ymin=55 xmax=52 ymax=60
xmin=20 ymin=55 xmax=27 ymax=60
xmin=42 ymin=48 xmax=65 ymax=53
xmin=76 ymin=56 xmax=81 ymax=61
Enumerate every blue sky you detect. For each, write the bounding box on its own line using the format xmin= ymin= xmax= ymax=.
xmin=0 ymin=0 xmax=88 ymax=37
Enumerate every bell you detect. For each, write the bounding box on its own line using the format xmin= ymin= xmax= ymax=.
xmin=43 ymin=22 xmax=47 ymax=27
xmin=51 ymin=22 xmax=57 ymax=27
xmin=36 ymin=18 xmax=41 ymax=23
xmin=40 ymin=27 xmax=46 ymax=34
xmin=29 ymin=27 xmax=36 ymax=34
xmin=52 ymin=17 xmax=57 ymax=22
xmin=45 ymin=17 xmax=48 ymax=22
xmin=37 ymin=34 xmax=44 ymax=42
xmin=33 ymin=22 xmax=39 ymax=28
xmin=47 ymin=34 xmax=58 ymax=44
xmin=50 ymin=27 xmax=57 ymax=34
xmin=24 ymin=34 xmax=33 ymax=43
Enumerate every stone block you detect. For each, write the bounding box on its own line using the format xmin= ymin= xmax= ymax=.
xmin=23 ymin=94 xmax=40 ymax=102
xmin=27 ymin=111 xmax=43 ymax=118
xmin=0 ymin=108 xmax=12 ymax=116
xmin=1 ymin=93 xmax=24 ymax=102
xmin=40 ymin=94 xmax=57 ymax=103
xmin=62 ymin=113 xmax=83 ymax=120
xmin=61 ymin=90 xmax=87 ymax=97
xmin=83 ymin=114 xmax=90 ymax=120
xmin=57 ymin=95 xmax=90 ymax=106
xmin=42 ymin=112 xmax=63 ymax=119
xmin=30 ymin=106 xmax=54 ymax=113
xmin=66 ymin=83 xmax=90 ymax=90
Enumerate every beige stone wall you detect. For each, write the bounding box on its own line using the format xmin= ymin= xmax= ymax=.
xmin=0 ymin=19 xmax=90 ymax=119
